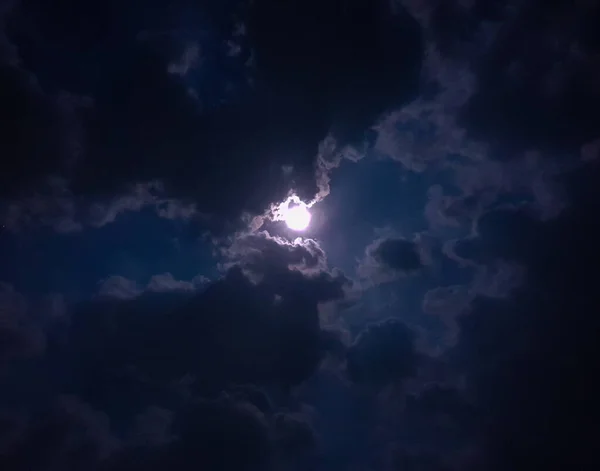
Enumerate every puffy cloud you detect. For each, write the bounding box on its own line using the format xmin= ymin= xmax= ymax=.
xmin=225 ymin=231 xmax=328 ymax=276
xmin=58 ymin=263 xmax=348 ymax=418
xmin=223 ymin=232 xmax=350 ymax=312
xmin=0 ymin=260 xmax=348 ymax=468
xmin=146 ymin=273 xmax=208 ymax=293
xmin=97 ymin=273 xmax=208 ymax=300
xmin=96 ymin=276 xmax=142 ymax=300
xmin=383 ymin=0 xmax=589 ymax=235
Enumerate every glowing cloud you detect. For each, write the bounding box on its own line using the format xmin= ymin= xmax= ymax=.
xmin=284 ymin=204 xmax=311 ymax=231
xmin=272 ymin=195 xmax=313 ymax=232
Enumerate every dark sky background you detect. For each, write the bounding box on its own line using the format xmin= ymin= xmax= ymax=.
xmin=1 ymin=1 xmax=600 ymax=470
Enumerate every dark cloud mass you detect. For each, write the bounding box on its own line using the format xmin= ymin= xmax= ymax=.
xmin=460 ymin=0 xmax=600 ymax=159
xmin=449 ymin=162 xmax=600 ymax=470
xmin=371 ymin=237 xmax=423 ymax=273
xmin=2 ymin=1 xmax=600 ymax=471
xmin=1 ymin=0 xmax=423 ymax=230
xmin=347 ymin=319 xmax=418 ymax=388
xmin=64 ymin=264 xmax=345 ymax=406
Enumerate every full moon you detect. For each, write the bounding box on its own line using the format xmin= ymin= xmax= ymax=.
xmin=284 ymin=204 xmax=311 ymax=231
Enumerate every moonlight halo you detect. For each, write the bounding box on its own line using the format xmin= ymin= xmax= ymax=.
xmin=284 ymin=204 xmax=311 ymax=231
xmin=271 ymin=195 xmax=313 ymax=232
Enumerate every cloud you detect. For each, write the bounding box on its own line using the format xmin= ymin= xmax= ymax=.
xmin=424 ymin=185 xmax=481 ymax=230
xmin=4 ymin=2 xmax=600 ymax=470
xmin=449 ymin=161 xmax=600 ymax=468
xmin=0 ymin=58 xmax=86 ymax=203
xmin=441 ymin=152 xmax=568 ymax=225
xmin=103 ymin=393 xmax=319 ymax=471
xmin=376 ymin=384 xmax=478 ymax=468
xmin=222 ymin=232 xmax=350 ymax=313
xmin=167 ymin=42 xmax=201 ymax=77
xmin=373 ymin=0 xmax=486 ymax=174
xmin=0 ymin=395 xmax=117 ymax=471
xmin=1 ymin=229 xmax=349 ymax=463
xmin=59 ymin=264 xmax=349 ymax=419
xmin=248 ymin=0 xmax=423 ymax=147
xmin=347 ymin=319 xmax=418 ymax=388
xmin=97 ymin=273 xmax=208 ymax=300
xmin=451 ymin=207 xmax=542 ymax=265
xmin=96 ymin=276 xmax=142 ymax=300
xmin=458 ymin=0 xmax=600 ymax=159
xmin=371 ymin=238 xmax=423 ymax=273
xmin=225 ymin=231 xmax=329 ymax=276
xmin=167 ymin=397 xmax=272 ymax=471
xmin=422 ymin=285 xmax=473 ymax=348
xmin=273 ymin=412 xmax=317 ymax=460
xmin=0 ymin=245 xmax=345 ymax=468
xmin=146 ymin=273 xmax=208 ymax=293
xmin=0 ymin=283 xmax=46 ymax=365
xmin=128 ymin=406 xmax=174 ymax=447
xmin=1 ymin=176 xmax=202 ymax=234
xmin=358 ymin=236 xmax=425 ymax=284
xmin=1 ymin=0 xmax=424 ymax=233
xmin=382 ymin=0 xmax=585 ymax=232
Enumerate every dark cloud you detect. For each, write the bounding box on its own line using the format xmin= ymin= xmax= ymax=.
xmin=450 ymin=162 xmax=600 ymax=469
xmin=0 ymin=395 xmax=117 ymax=471
xmin=347 ymin=319 xmax=418 ymax=388
xmin=51 ymin=262 xmax=347 ymax=416
xmin=366 ymin=237 xmax=424 ymax=275
xmin=297 ymin=367 xmax=374 ymax=470
xmin=224 ymin=232 xmax=349 ymax=307
xmin=452 ymin=206 xmax=542 ymax=265
xmin=272 ymin=412 xmax=318 ymax=470
xmin=103 ymin=394 xmax=319 ymax=471
xmin=0 ymin=253 xmax=346 ymax=468
xmin=3 ymin=1 xmax=600 ymax=470
xmin=166 ymin=397 xmax=272 ymax=471
xmin=0 ymin=284 xmax=45 ymax=366
xmin=458 ymin=0 xmax=600 ymax=159
xmin=128 ymin=406 xmax=174 ymax=447
xmin=429 ymin=2 xmax=479 ymax=58
xmin=374 ymin=384 xmax=479 ymax=471
xmin=0 ymin=54 xmax=85 ymax=200
xmin=248 ymin=0 xmax=423 ymax=147
xmin=1 ymin=0 xmax=424 ymax=231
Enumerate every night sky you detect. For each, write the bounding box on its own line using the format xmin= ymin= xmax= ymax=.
xmin=1 ymin=1 xmax=600 ymax=470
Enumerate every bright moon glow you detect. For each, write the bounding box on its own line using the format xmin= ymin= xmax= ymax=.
xmin=284 ymin=204 xmax=311 ymax=231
